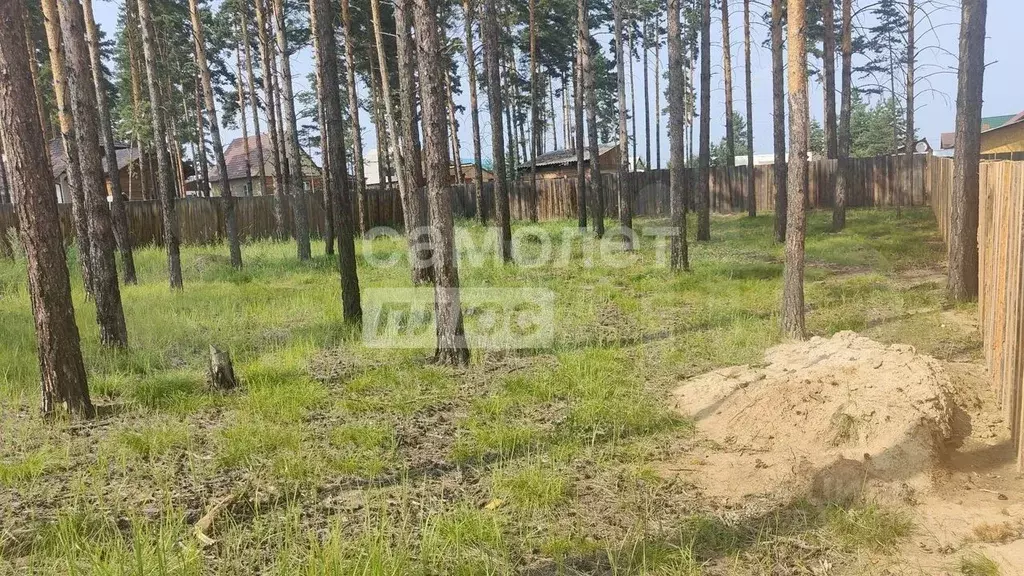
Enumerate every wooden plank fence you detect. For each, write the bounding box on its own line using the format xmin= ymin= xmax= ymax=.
xmin=0 ymin=154 xmax=935 ymax=247
xmin=930 ymin=157 xmax=1024 ymax=469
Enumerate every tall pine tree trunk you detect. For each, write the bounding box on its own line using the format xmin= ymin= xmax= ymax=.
xmin=782 ymin=0 xmax=809 ymax=339
xmin=24 ymin=12 xmax=52 ymax=143
xmin=395 ymin=0 xmax=424 ymax=189
xmin=948 ymin=0 xmax=986 ymax=302
xmin=581 ymin=0 xmax=603 ymax=236
xmin=668 ymin=0 xmax=688 ymax=270
xmin=189 ymin=0 xmax=241 ymax=268
xmin=0 ymin=5 xmax=93 ymax=416
xmin=721 ymin=0 xmax=734 ymax=172
xmin=239 ymin=5 xmax=266 ymax=197
xmin=310 ymin=0 xmax=362 ymax=322
xmin=743 ymin=0 xmax=754 ymax=216
xmin=412 ymin=0 xmax=470 ymax=365
xmin=272 ymin=0 xmax=311 ymax=260
xmin=463 ymin=0 xmax=486 ymax=224
xmin=255 ymin=0 xmax=286 ymax=239
xmin=643 ymin=18 xmax=650 ymax=172
xmin=235 ymin=36 xmax=253 ymax=197
xmin=823 ymin=0 xmax=838 ymax=159
xmin=40 ymin=0 xmax=93 ymax=294
xmin=574 ymin=21 xmax=587 ymax=230
xmin=903 ymin=0 xmax=915 ymax=216
xmin=483 ymin=0 xmax=512 ymax=260
xmin=58 ymin=0 xmax=128 ymax=347
xmin=697 ymin=0 xmax=711 ymax=240
xmin=834 ymin=0 xmax=852 ymax=231
xmin=612 ymin=0 xmax=631 ymax=248
xmin=308 ymin=0 xmax=334 ymax=255
xmin=529 ymin=0 xmax=538 ymax=219
xmin=771 ymin=0 xmax=787 ymax=242
xmin=654 ymin=15 xmax=661 ymax=170
xmin=340 ymin=0 xmax=368 ymax=235
xmin=136 ymin=0 xmax=182 ymax=288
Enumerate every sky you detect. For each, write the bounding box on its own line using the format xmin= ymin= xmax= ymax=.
xmin=92 ymin=0 xmax=1021 ymax=168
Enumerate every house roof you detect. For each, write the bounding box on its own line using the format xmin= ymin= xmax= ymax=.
xmin=940 ymin=112 xmax=1024 ymax=150
xmin=50 ymin=138 xmax=141 ymax=179
xmin=521 ymin=143 xmax=618 ymax=170
xmin=209 ymin=134 xmax=321 ymax=181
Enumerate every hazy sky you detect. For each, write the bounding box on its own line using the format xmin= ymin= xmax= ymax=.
xmin=93 ymin=0 xmax=1020 ymax=167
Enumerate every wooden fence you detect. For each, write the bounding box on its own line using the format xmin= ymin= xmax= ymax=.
xmin=930 ymin=158 xmax=1024 ymax=468
xmin=0 ymin=154 xmax=935 ymax=247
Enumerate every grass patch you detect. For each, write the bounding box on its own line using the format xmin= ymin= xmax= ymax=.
xmin=960 ymin=552 xmax=1001 ymax=576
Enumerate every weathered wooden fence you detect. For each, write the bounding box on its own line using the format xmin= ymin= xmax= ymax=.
xmin=930 ymin=157 xmax=1024 ymax=468
xmin=0 ymin=154 xmax=935 ymax=247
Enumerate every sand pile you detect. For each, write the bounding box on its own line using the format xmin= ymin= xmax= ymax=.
xmin=669 ymin=332 xmax=957 ymax=504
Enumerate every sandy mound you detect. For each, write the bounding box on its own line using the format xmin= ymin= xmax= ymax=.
xmin=668 ymin=332 xmax=957 ymax=504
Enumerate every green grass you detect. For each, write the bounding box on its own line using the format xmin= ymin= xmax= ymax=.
xmin=960 ymin=552 xmax=1001 ymax=576
xmin=0 ymin=208 xmax=957 ymax=573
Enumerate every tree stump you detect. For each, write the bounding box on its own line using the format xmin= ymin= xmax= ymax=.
xmin=208 ymin=345 xmax=237 ymax=391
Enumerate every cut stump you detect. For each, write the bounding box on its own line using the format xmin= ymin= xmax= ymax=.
xmin=208 ymin=345 xmax=238 ymax=390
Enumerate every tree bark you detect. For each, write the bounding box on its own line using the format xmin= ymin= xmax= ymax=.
xmin=57 ymin=0 xmax=128 ymax=346
xmin=136 ymin=0 xmax=182 ymax=288
xmin=574 ymin=20 xmax=587 ymax=230
xmin=667 ymin=0 xmax=688 ymax=271
xmin=192 ymin=79 xmax=210 ymax=196
xmin=529 ymin=0 xmax=539 ymax=221
xmin=24 ymin=11 xmax=52 ymax=144
xmin=904 ymin=0 xmax=915 ymax=217
xmin=40 ymin=0 xmax=93 ymax=295
xmin=272 ymin=0 xmax=310 ymax=260
xmin=581 ymin=0 xmax=603 ymax=237
xmin=339 ymin=0 xmax=368 ymax=235
xmin=235 ymin=36 xmax=253 ymax=198
xmin=721 ymin=0 xmax=735 ymax=177
xmin=833 ymin=0 xmax=851 ymax=232
xmin=412 ymin=0 xmax=470 ymax=365
xmin=395 ymin=0 xmax=424 ymax=190
xmin=823 ymin=0 xmax=838 ymax=159
xmin=483 ymin=0 xmax=512 ymax=260
xmin=654 ymin=14 xmax=661 ymax=170
xmin=743 ymin=0 xmax=755 ymax=216
xmin=697 ymin=0 xmax=711 ymax=240
xmin=782 ymin=0 xmax=809 ymax=339
xmin=307 ymin=0 xmax=334 ymax=255
xmin=310 ymin=0 xmax=361 ymax=322
xmin=612 ymin=0 xmax=631 ymax=248
xmin=0 ymin=1 xmax=92 ymax=416
xmin=254 ymin=0 xmax=286 ymax=240
xmin=463 ymin=0 xmax=486 ymax=224
xmin=948 ymin=0 xmax=986 ymax=302
xmin=771 ymin=0 xmax=787 ymax=242
xmin=189 ymin=0 xmax=241 ymax=268
xmin=643 ymin=18 xmax=651 ymax=172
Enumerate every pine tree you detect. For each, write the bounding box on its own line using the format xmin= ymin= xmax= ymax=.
xmin=483 ymin=0 xmax=513 ymax=260
xmin=771 ymin=0 xmax=786 ymax=242
xmin=696 ymin=0 xmax=710 ymax=240
xmin=667 ymin=0 xmax=688 ymax=270
xmin=833 ymin=0 xmax=852 ymax=231
xmin=783 ymin=0 xmax=809 ymax=339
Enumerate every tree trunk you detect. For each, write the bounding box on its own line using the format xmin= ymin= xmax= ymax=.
xmin=743 ymin=0 xmax=754 ymax=216
xmin=235 ymin=36 xmax=253 ymax=198
xmin=189 ymin=0 xmax=241 ymax=268
xmin=40 ymin=0 xmax=93 ymax=295
xmin=903 ymin=0 xmax=915 ymax=217
xmin=192 ymin=79 xmax=210 ymax=196
xmin=82 ymin=0 xmax=136 ymax=284
xmin=254 ymin=0 xmax=286 ymax=240
xmin=272 ymin=0 xmax=310 ymax=260
xmin=574 ymin=22 xmax=587 ymax=230
xmin=310 ymin=0 xmax=362 ymax=322
xmin=948 ymin=0 xmax=986 ymax=302
xmin=697 ymin=0 xmax=711 ymax=240
xmin=483 ymin=0 xmax=512 ymax=260
xmin=239 ymin=8 xmax=266 ymax=198
xmin=667 ymin=0 xmax=689 ymax=271
xmin=654 ymin=18 xmax=661 ymax=171
xmin=782 ymin=0 xmax=809 ymax=339
xmin=340 ymin=0 xmax=368 ymax=235
xmin=463 ymin=0 xmax=486 ymax=224
xmin=24 ymin=12 xmax=52 ymax=143
xmin=581 ymin=0 xmax=603 ymax=237
xmin=771 ymin=0 xmax=787 ymax=242
xmin=612 ymin=0 xmax=631 ymax=248
xmin=628 ymin=28 xmax=637 ymax=170
xmin=308 ymin=0 xmax=334 ymax=255
xmin=396 ymin=0 xmax=424 ymax=191
xmin=0 ymin=4 xmax=93 ymax=416
xmin=445 ymin=72 xmax=463 ymax=184
xmin=412 ymin=0 xmax=470 ymax=365
xmin=833 ymin=0 xmax=851 ymax=232
xmin=58 ymin=0 xmax=128 ymax=347
xmin=721 ymin=0 xmax=735 ymax=175
xmin=529 ymin=0 xmax=539 ymax=221
xmin=643 ymin=18 xmax=651 ymax=172
xmin=823 ymin=0 xmax=837 ymax=159
xmin=136 ymin=0 xmax=182 ymax=288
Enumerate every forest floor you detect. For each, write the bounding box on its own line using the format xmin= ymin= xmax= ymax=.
xmin=1 ymin=208 xmax=1020 ymax=575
